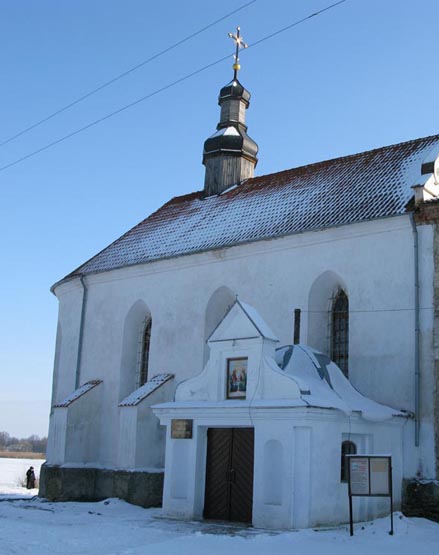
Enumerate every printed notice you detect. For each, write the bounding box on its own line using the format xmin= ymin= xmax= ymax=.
xmin=370 ymin=457 xmax=390 ymax=495
xmin=347 ymin=455 xmax=393 ymax=536
xmin=349 ymin=457 xmax=370 ymax=495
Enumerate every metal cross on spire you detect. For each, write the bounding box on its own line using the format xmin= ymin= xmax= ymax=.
xmin=228 ymin=26 xmax=248 ymax=80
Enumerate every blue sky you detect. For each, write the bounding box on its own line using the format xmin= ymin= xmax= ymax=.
xmin=1 ymin=0 xmax=438 ymax=437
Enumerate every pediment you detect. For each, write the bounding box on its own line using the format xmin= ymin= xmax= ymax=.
xmin=208 ymin=300 xmax=278 ymax=343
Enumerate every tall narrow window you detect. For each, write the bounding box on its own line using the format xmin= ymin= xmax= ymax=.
xmin=340 ymin=440 xmax=356 ymax=482
xmin=139 ymin=317 xmax=152 ymax=387
xmin=331 ymin=289 xmax=349 ymax=377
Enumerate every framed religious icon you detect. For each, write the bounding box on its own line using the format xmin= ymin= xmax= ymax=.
xmin=226 ymin=357 xmax=248 ymax=399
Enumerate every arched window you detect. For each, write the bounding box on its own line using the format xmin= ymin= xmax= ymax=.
xmin=340 ymin=440 xmax=356 ymax=482
xmin=204 ymin=286 xmax=235 ymax=364
xmin=331 ymin=289 xmax=349 ymax=377
xmin=138 ymin=317 xmax=152 ymax=387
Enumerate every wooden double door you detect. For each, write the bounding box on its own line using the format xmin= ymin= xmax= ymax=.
xmin=204 ymin=428 xmax=254 ymax=523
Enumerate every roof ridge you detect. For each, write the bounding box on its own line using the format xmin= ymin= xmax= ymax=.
xmin=248 ymin=133 xmax=439 ymax=184
xmin=155 ymin=133 xmax=439 ymax=199
xmin=51 ymin=131 xmax=439 ymax=289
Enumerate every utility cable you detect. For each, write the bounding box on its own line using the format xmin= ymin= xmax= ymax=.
xmin=0 ymin=0 xmax=257 ymax=148
xmin=0 ymin=0 xmax=348 ymax=173
xmin=251 ymin=0 xmax=346 ymax=48
xmin=0 ymin=54 xmax=232 ymax=172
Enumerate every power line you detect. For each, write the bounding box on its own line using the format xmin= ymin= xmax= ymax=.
xmin=0 ymin=0 xmax=257 ymax=148
xmin=0 ymin=0 xmax=348 ymax=173
xmin=0 ymin=54 xmax=231 ymax=172
xmin=251 ymin=0 xmax=346 ymax=48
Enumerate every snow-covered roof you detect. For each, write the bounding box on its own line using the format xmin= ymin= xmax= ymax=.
xmin=208 ymin=299 xmax=278 ymax=343
xmin=58 ymin=134 xmax=439 ymax=283
xmin=237 ymin=301 xmax=278 ymax=341
xmin=53 ymin=380 xmax=102 ymax=408
xmin=209 ymin=126 xmax=240 ymax=138
xmin=275 ymin=345 xmax=405 ymax=421
xmin=119 ymin=374 xmax=173 ymax=407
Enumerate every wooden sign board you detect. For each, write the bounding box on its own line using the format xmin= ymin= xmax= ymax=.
xmin=171 ymin=419 xmax=193 ymax=439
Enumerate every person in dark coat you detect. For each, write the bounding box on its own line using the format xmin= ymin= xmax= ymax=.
xmin=26 ymin=466 xmax=36 ymax=489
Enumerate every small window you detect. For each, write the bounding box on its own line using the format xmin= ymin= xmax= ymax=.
xmin=331 ymin=289 xmax=349 ymax=377
xmin=340 ymin=440 xmax=356 ymax=482
xmin=138 ymin=317 xmax=152 ymax=387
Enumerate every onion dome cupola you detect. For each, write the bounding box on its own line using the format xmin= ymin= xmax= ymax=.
xmin=203 ymin=28 xmax=258 ymax=196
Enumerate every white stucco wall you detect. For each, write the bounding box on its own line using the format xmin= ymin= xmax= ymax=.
xmin=154 ymin=406 xmax=404 ymax=529
xmin=117 ymin=379 xmax=174 ymax=470
xmin=416 ymin=224 xmax=436 ymax=477
xmin=52 ymin=280 xmax=84 ymax=404
xmin=50 ymin=214 xmax=435 ymax=477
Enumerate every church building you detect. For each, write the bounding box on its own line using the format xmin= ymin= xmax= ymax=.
xmin=41 ymin=32 xmax=439 ymax=528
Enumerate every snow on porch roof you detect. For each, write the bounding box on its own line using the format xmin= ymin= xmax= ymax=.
xmin=275 ymin=345 xmax=406 ymax=421
xmin=59 ymin=134 xmax=439 ymax=284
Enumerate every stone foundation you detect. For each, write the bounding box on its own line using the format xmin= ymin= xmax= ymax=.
xmin=39 ymin=464 xmax=164 ymax=507
xmin=402 ymin=479 xmax=439 ymax=522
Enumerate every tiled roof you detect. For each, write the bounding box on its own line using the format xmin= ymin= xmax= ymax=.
xmin=53 ymin=380 xmax=102 ymax=408
xmin=119 ymin=374 xmax=174 ymax=407
xmin=63 ymin=134 xmax=439 ymax=282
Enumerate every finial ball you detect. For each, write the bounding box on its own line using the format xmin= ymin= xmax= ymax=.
xmin=228 ymin=26 xmax=248 ymax=78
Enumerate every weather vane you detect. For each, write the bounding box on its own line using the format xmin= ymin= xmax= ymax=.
xmin=228 ymin=26 xmax=248 ymax=80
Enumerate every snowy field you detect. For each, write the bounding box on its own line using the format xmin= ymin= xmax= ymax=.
xmin=1 ymin=459 xmax=438 ymax=555
xmin=0 ymin=456 xmax=44 ymax=496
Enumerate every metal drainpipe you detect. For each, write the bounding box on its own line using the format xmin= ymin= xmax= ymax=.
xmin=75 ymin=275 xmax=88 ymax=389
xmin=409 ymin=213 xmax=421 ymax=446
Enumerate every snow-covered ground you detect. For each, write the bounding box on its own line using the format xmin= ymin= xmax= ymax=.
xmin=1 ymin=459 xmax=438 ymax=555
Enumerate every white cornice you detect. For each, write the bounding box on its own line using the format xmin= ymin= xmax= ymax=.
xmin=71 ymin=214 xmax=411 ymax=289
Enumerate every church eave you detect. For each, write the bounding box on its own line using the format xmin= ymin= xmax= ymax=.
xmin=51 ymin=211 xmax=408 ymax=293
